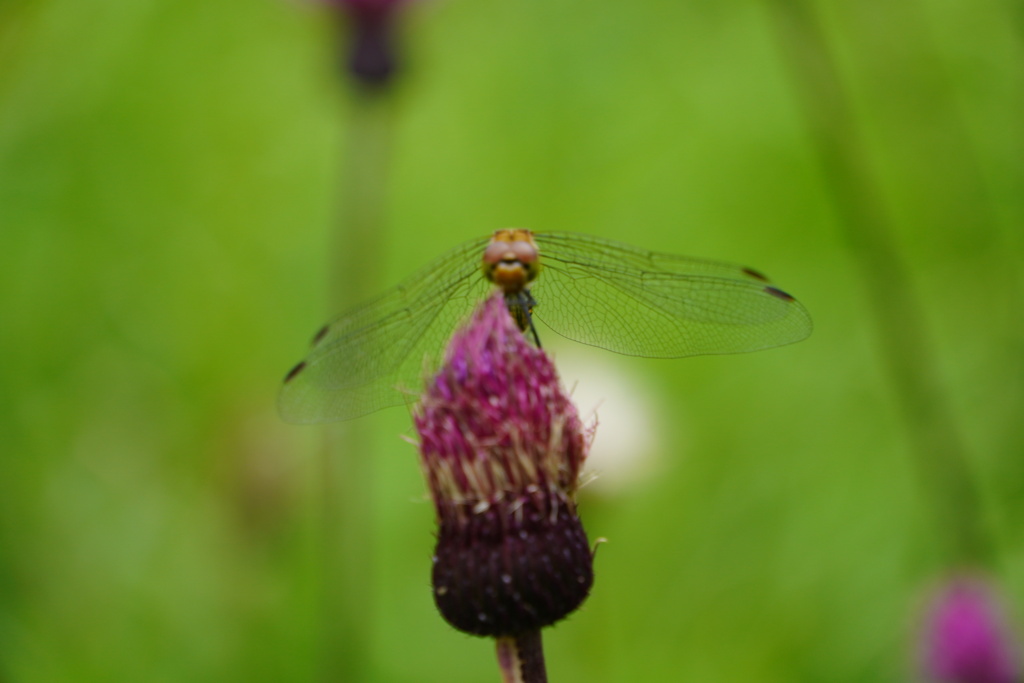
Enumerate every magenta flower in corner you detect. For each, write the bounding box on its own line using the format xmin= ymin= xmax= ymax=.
xmin=921 ymin=575 xmax=1020 ymax=683
xmin=414 ymin=292 xmax=594 ymax=675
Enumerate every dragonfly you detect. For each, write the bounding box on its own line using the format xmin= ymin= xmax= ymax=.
xmin=279 ymin=229 xmax=813 ymax=423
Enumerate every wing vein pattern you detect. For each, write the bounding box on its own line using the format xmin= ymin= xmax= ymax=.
xmin=278 ymin=231 xmax=813 ymax=423
xmin=531 ymin=232 xmax=812 ymax=357
xmin=278 ymin=236 xmax=492 ymax=423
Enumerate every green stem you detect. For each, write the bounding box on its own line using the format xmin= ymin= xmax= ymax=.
xmin=765 ymin=0 xmax=989 ymax=565
xmin=330 ymin=92 xmax=395 ymax=307
xmin=319 ymin=88 xmax=395 ymax=682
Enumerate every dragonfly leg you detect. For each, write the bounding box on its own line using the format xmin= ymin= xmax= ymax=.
xmin=505 ymin=289 xmax=543 ymax=348
xmin=527 ymin=314 xmax=542 ymax=349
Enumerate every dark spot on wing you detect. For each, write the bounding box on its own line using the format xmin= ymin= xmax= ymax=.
xmin=742 ymin=267 xmax=770 ymax=282
xmin=312 ymin=324 xmax=330 ymax=345
xmin=284 ymin=361 xmax=307 ymax=383
xmin=765 ymin=286 xmax=795 ymax=302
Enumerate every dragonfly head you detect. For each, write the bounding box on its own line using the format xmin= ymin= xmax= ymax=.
xmin=482 ymin=229 xmax=542 ymax=293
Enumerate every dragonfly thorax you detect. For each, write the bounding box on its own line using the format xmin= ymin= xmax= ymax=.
xmin=481 ymin=229 xmax=542 ymax=294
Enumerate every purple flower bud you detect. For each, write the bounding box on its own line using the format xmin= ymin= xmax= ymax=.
xmin=921 ymin=575 xmax=1020 ymax=683
xmin=325 ymin=0 xmax=408 ymax=85
xmin=415 ymin=293 xmax=594 ymax=637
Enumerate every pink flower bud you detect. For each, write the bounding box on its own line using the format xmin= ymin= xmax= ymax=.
xmin=415 ymin=293 xmax=594 ymax=637
xmin=921 ymin=575 xmax=1019 ymax=683
xmin=324 ymin=0 xmax=409 ymax=85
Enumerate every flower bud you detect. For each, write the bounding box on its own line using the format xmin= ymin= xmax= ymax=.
xmin=327 ymin=0 xmax=406 ymax=85
xmin=415 ymin=293 xmax=594 ymax=637
xmin=921 ymin=575 xmax=1019 ymax=683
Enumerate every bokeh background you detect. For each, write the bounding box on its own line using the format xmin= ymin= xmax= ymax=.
xmin=1 ymin=0 xmax=1022 ymax=681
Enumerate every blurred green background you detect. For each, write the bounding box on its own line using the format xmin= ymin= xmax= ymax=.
xmin=1 ymin=0 xmax=1022 ymax=681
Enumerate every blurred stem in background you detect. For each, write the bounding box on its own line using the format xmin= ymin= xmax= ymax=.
xmin=317 ymin=1 xmax=402 ymax=679
xmin=765 ymin=0 xmax=990 ymax=566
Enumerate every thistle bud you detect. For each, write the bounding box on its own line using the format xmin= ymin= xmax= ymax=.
xmin=415 ymin=293 xmax=594 ymax=637
xmin=328 ymin=0 xmax=407 ymax=86
xmin=921 ymin=575 xmax=1019 ymax=683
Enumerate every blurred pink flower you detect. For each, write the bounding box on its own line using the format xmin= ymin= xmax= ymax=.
xmin=324 ymin=0 xmax=410 ymax=85
xmin=415 ymin=292 xmax=594 ymax=637
xmin=921 ymin=575 xmax=1019 ymax=683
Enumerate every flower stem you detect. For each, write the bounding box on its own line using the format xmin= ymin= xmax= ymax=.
xmin=496 ymin=631 xmax=548 ymax=683
xmin=329 ymin=90 xmax=394 ymax=307
xmin=765 ymin=0 xmax=989 ymax=564
xmin=318 ymin=88 xmax=395 ymax=680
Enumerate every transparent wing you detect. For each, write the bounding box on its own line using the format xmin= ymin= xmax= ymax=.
xmin=531 ymin=232 xmax=813 ymax=357
xmin=278 ymin=236 xmax=493 ymax=423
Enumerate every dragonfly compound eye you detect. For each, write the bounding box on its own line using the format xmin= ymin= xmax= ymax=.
xmin=481 ymin=237 xmax=542 ymax=292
